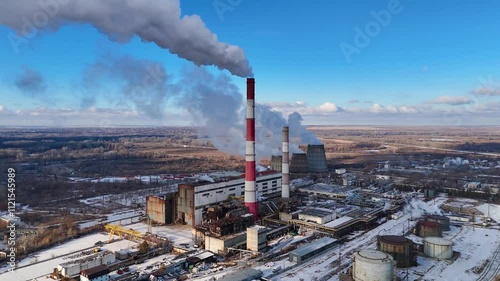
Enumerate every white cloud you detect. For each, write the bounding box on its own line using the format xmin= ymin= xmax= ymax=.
xmin=318 ymin=102 xmax=340 ymax=112
xmin=428 ymin=96 xmax=474 ymax=106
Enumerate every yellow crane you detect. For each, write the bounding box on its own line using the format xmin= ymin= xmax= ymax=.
xmin=104 ymin=224 xmax=143 ymax=243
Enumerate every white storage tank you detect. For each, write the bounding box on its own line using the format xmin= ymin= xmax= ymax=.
xmin=423 ymin=237 xmax=453 ymax=259
xmin=353 ymin=249 xmax=394 ymax=281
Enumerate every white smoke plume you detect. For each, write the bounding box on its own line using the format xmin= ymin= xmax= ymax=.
xmin=1 ymin=0 xmax=252 ymax=77
xmin=82 ymin=55 xmax=177 ymax=119
xmin=177 ymin=67 xmax=321 ymax=159
xmin=403 ymin=198 xmax=442 ymax=218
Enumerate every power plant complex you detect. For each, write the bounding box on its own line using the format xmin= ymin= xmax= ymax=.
xmin=36 ymin=78 xmax=478 ymax=281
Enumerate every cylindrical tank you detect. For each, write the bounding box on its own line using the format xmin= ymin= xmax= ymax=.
xmin=377 ymin=235 xmax=415 ymax=268
xmin=353 ymin=249 xmax=394 ymax=281
xmin=417 ymin=221 xmax=442 ymax=237
xmin=290 ymin=153 xmax=308 ymax=173
xmin=426 ymin=215 xmax=450 ymax=231
xmin=306 ymin=144 xmax=328 ymax=172
xmin=423 ymin=237 xmax=453 ymax=259
xmin=270 ymin=155 xmax=282 ymax=171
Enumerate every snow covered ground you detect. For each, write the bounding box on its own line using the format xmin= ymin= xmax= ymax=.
xmin=476 ymin=203 xmax=500 ymax=221
xmin=401 ymin=226 xmax=500 ymax=281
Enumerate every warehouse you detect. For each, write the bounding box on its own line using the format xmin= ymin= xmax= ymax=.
xmin=289 ymin=237 xmax=338 ymax=264
xmin=178 ymin=172 xmax=282 ymax=226
xmin=298 ymin=208 xmax=336 ymax=224
xmin=218 ymin=268 xmax=263 ymax=281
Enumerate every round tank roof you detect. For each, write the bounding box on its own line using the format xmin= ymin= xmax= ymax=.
xmin=427 ymin=215 xmax=448 ymax=220
xmin=378 ymin=235 xmax=411 ymax=245
xmin=424 ymin=237 xmax=452 ymax=246
xmin=419 ymin=221 xmax=440 ymax=227
xmin=357 ymin=249 xmax=391 ymax=260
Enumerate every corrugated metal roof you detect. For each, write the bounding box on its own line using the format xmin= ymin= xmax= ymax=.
xmin=218 ymin=268 xmax=262 ymax=281
xmin=290 ymin=237 xmax=337 ymax=257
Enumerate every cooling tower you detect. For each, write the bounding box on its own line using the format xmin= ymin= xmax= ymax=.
xmin=307 ymin=144 xmax=328 ymax=172
xmin=290 ymin=153 xmax=308 ymax=173
xmin=270 ymin=155 xmax=282 ymax=171
xmin=244 ymin=78 xmax=258 ymax=220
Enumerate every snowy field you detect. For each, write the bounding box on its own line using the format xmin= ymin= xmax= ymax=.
xmin=476 ymin=203 xmax=500 ymax=221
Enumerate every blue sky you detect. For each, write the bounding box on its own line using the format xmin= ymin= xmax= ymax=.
xmin=1 ymin=0 xmax=500 ymax=126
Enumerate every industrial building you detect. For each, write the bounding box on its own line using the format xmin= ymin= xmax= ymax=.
xmin=298 ymin=208 xmax=336 ymax=224
xmin=377 ymin=235 xmax=416 ymax=267
xmin=146 ymin=193 xmax=176 ymax=225
xmin=423 ymin=237 xmax=453 ymax=259
xmin=80 ymin=265 xmax=110 ymax=281
xmin=352 ymin=249 xmax=394 ymax=281
xmin=270 ymin=155 xmax=282 ymax=171
xmin=218 ymin=268 xmax=263 ymax=281
xmin=247 ymin=225 xmax=267 ymax=252
xmin=57 ymin=250 xmax=115 ymax=278
xmin=288 ymin=237 xmax=338 ymax=263
xmin=177 ymin=172 xmax=282 ymax=226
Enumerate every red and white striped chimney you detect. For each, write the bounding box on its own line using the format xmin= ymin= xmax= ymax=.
xmin=245 ymin=78 xmax=258 ymax=220
xmin=282 ymin=126 xmax=290 ymax=198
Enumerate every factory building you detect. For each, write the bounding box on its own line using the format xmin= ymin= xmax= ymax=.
xmin=80 ymin=265 xmax=110 ymax=281
xmin=146 ymin=193 xmax=176 ymax=225
xmin=247 ymin=225 xmax=267 ymax=252
xmin=289 ymin=237 xmax=338 ymax=264
xmin=352 ymin=249 xmax=394 ymax=281
xmin=377 ymin=235 xmax=416 ymax=267
xmin=218 ymin=268 xmax=263 ymax=281
xmin=298 ymin=208 xmax=336 ymax=224
xmin=177 ymin=172 xmax=282 ymax=226
xmin=204 ymin=231 xmax=247 ymax=254
xmin=57 ymin=250 xmax=115 ymax=278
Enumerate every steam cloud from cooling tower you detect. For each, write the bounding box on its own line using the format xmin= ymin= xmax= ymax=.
xmin=1 ymin=0 xmax=252 ymax=77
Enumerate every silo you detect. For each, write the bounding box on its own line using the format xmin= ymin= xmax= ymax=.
xmin=426 ymin=215 xmax=450 ymax=231
xmin=423 ymin=237 xmax=453 ymax=259
xmin=290 ymin=153 xmax=308 ymax=173
xmin=353 ymin=249 xmax=394 ymax=281
xmin=270 ymin=155 xmax=282 ymax=171
xmin=306 ymin=144 xmax=328 ymax=172
xmin=416 ymin=221 xmax=442 ymax=237
xmin=377 ymin=235 xmax=415 ymax=267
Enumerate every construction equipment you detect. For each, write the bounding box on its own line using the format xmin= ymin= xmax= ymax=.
xmin=105 ymin=224 xmax=143 ymax=243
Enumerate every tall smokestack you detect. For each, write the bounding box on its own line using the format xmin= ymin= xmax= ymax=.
xmin=282 ymin=126 xmax=290 ymax=198
xmin=245 ymin=78 xmax=258 ymax=220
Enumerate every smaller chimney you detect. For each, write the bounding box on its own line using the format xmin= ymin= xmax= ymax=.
xmin=282 ymin=126 xmax=290 ymax=198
